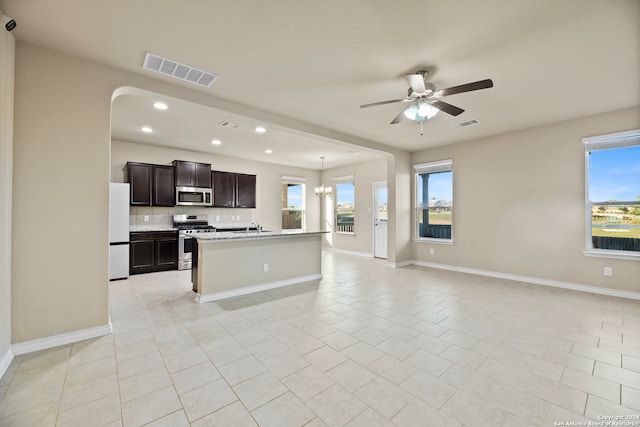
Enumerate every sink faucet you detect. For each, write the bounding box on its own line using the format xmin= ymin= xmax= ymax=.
xmin=251 ymin=222 xmax=260 ymax=234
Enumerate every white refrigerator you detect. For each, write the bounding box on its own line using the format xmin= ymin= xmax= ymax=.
xmin=109 ymin=183 xmax=130 ymax=280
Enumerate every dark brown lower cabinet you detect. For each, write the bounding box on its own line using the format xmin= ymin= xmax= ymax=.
xmin=130 ymin=231 xmax=178 ymax=275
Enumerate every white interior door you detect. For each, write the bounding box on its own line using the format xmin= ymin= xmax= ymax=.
xmin=373 ymin=181 xmax=388 ymax=259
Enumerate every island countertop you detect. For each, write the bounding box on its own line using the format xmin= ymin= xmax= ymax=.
xmin=195 ymin=230 xmax=328 ymax=242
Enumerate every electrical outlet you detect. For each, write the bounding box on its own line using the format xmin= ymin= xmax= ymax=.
xmin=143 ymin=215 xmax=149 ymax=222
xmin=604 ymin=267 xmax=613 ymax=276
xmin=263 ymin=263 xmax=269 ymax=272
xmin=429 ymin=248 xmax=435 ymax=255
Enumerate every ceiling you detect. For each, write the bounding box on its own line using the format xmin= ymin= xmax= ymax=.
xmin=1 ymin=0 xmax=638 ymax=169
xmin=111 ymin=92 xmax=382 ymax=169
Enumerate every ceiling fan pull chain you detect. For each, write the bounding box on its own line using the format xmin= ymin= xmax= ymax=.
xmin=420 ymin=121 xmax=423 ymax=135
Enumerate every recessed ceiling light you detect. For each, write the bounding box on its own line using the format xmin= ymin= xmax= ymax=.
xmin=255 ymin=126 xmax=266 ymax=134
xmin=265 ymin=149 xmax=273 ymax=154
xmin=141 ymin=126 xmax=153 ymax=133
xmin=153 ymin=102 xmax=168 ymax=110
xmin=211 ymin=139 xmax=221 ymax=145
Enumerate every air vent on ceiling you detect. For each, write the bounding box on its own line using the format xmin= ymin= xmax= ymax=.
xmin=453 ymin=119 xmax=480 ymax=128
xmin=143 ymin=52 xmax=218 ymax=88
xmin=218 ymin=120 xmax=240 ymax=129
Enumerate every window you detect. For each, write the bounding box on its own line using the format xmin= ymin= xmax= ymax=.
xmin=335 ymin=176 xmax=355 ymax=233
xmin=584 ymin=129 xmax=640 ymax=258
xmin=414 ymin=160 xmax=453 ymax=241
xmin=282 ymin=176 xmax=305 ymax=230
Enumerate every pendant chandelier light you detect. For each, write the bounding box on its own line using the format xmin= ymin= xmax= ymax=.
xmin=314 ymin=156 xmax=332 ymax=196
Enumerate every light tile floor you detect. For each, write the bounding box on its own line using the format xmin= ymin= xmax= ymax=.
xmin=1 ymin=251 xmax=639 ymax=426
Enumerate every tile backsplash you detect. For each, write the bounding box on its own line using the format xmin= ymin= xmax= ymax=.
xmin=130 ymin=206 xmax=254 ymax=230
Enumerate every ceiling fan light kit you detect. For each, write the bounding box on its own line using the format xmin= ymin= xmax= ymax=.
xmin=404 ymin=102 xmax=439 ymax=122
xmin=360 ymin=70 xmax=493 ymax=134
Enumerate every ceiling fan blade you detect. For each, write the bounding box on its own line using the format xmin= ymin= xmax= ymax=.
xmin=360 ymin=98 xmax=406 ymax=108
xmin=430 ymin=100 xmax=465 ymax=116
xmin=406 ymin=74 xmax=426 ymax=94
xmin=390 ymin=108 xmax=406 ymax=124
xmin=437 ymin=79 xmax=494 ymax=97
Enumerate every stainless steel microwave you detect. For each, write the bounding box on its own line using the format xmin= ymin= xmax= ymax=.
xmin=176 ymin=186 xmax=213 ymax=206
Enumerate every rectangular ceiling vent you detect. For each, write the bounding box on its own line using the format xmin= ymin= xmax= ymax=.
xmin=143 ymin=52 xmax=218 ymax=88
xmin=453 ymin=119 xmax=480 ymax=128
xmin=218 ymin=120 xmax=240 ymax=129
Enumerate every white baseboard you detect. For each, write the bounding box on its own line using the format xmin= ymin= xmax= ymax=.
xmin=410 ymin=260 xmax=640 ymax=301
xmin=196 ymin=274 xmax=323 ymax=304
xmin=324 ymin=247 xmax=373 ymax=258
xmin=387 ymin=260 xmax=413 ymax=268
xmin=0 ymin=347 xmax=14 ymax=380
xmin=11 ymin=323 xmax=113 ymax=356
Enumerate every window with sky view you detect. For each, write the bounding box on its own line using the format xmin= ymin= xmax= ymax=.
xmin=336 ymin=181 xmax=354 ymax=233
xmin=415 ymin=160 xmax=453 ymax=241
xmin=587 ymin=139 xmax=640 ymax=253
xmin=282 ymin=182 xmax=304 ymax=230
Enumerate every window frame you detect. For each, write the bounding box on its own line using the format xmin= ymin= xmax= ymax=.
xmin=281 ymin=176 xmax=306 ymax=231
xmin=583 ymin=129 xmax=640 ymax=260
xmin=334 ymin=175 xmax=355 ymax=234
xmin=414 ymin=159 xmax=454 ymax=244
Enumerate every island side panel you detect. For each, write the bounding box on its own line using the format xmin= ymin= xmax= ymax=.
xmin=198 ymin=234 xmax=322 ymax=297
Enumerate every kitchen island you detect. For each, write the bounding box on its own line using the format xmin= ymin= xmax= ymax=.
xmin=191 ymin=230 xmax=328 ymax=303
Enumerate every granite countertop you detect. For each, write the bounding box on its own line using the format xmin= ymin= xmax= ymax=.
xmin=129 ymin=226 xmax=178 ymax=232
xmin=196 ymin=230 xmax=328 ymax=242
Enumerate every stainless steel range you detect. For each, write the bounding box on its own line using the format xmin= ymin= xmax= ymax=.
xmin=173 ymin=214 xmax=215 ymax=270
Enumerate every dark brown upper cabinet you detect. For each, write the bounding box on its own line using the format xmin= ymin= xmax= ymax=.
xmin=212 ymin=171 xmax=236 ymax=207
xmin=212 ymin=171 xmax=256 ymax=208
xmin=173 ymin=160 xmax=212 ymax=188
xmin=152 ymin=165 xmax=175 ymax=206
xmin=126 ymin=162 xmax=175 ymax=206
xmin=235 ymin=173 xmax=257 ymax=208
xmin=126 ymin=162 xmax=152 ymax=206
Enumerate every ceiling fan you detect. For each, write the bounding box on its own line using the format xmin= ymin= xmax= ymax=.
xmin=360 ymin=70 xmax=493 ymax=133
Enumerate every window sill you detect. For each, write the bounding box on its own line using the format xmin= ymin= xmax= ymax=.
xmin=583 ymin=250 xmax=640 ymax=261
xmin=335 ymin=231 xmax=355 ymax=235
xmin=414 ymin=238 xmax=453 ymax=245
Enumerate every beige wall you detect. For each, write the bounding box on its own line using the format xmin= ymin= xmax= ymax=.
xmin=12 ymin=44 xmax=113 ymax=342
xmin=411 ymin=107 xmax=640 ymax=292
xmin=322 ymin=158 xmax=387 ymax=255
xmin=387 ymin=151 xmax=412 ymax=264
xmin=0 ymin=22 xmax=15 ymax=361
xmin=111 ymin=139 xmax=322 ymax=231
